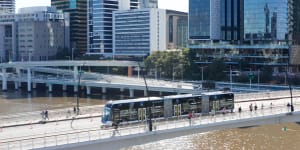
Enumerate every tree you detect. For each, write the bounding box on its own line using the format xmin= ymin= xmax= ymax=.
xmin=144 ymin=50 xmax=190 ymax=79
xmin=205 ymin=60 xmax=227 ymax=81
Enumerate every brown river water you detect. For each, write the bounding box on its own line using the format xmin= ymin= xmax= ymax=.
xmin=0 ymin=89 xmax=300 ymax=150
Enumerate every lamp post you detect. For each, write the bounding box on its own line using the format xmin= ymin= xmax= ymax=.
xmin=139 ymin=62 xmax=152 ymax=132
xmin=286 ymin=63 xmax=294 ymax=112
xmin=76 ymin=63 xmax=85 ymax=115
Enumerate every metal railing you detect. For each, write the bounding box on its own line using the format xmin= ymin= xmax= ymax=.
xmin=0 ymin=103 xmax=297 ymax=150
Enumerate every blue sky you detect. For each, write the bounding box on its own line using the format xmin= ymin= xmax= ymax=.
xmin=16 ymin=0 xmax=188 ymax=12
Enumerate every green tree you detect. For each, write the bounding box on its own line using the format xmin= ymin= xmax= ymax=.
xmin=145 ymin=50 xmax=190 ymax=79
xmin=205 ymin=60 xmax=227 ymax=81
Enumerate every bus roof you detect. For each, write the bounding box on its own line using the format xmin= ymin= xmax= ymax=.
xmin=163 ymin=94 xmax=200 ymax=99
xmin=108 ymin=97 xmax=162 ymax=105
xmin=202 ymin=91 xmax=233 ymax=96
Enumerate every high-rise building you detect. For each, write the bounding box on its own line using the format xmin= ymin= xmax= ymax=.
xmin=113 ymin=8 xmax=166 ymax=57
xmin=87 ymin=0 xmax=140 ymax=57
xmin=289 ymin=0 xmax=300 ymax=65
xmin=166 ymin=10 xmax=188 ymax=49
xmin=221 ymin=0 xmax=243 ymax=42
xmin=0 ymin=6 xmax=70 ymax=62
xmin=189 ymin=0 xmax=221 ymax=41
xmin=189 ymin=0 xmax=293 ymax=73
xmin=51 ymin=0 xmax=87 ymax=58
xmin=0 ymin=0 xmax=15 ymax=14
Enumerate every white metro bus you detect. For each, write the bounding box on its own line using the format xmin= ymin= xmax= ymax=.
xmin=101 ymin=91 xmax=234 ymax=126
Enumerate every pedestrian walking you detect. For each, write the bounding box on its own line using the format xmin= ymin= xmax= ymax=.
xmin=188 ymin=112 xmax=193 ymax=126
xmin=222 ymin=107 xmax=226 ymax=115
xmin=45 ymin=110 xmax=49 ymax=120
xmin=249 ymin=104 xmax=253 ymax=112
xmin=270 ymin=102 xmax=273 ymax=109
xmin=73 ymin=106 xmax=76 ymax=114
xmin=77 ymin=107 xmax=80 ymax=115
xmin=238 ymin=106 xmax=242 ymax=113
xmin=254 ymin=104 xmax=257 ymax=111
xmin=261 ymin=104 xmax=264 ymax=110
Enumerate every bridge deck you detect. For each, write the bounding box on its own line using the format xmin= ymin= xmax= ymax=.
xmin=0 ymin=96 xmax=299 ymax=150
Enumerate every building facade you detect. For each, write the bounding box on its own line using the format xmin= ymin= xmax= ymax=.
xmin=0 ymin=0 xmax=15 ymax=62
xmin=189 ymin=0 xmax=293 ymax=73
xmin=0 ymin=14 xmax=14 ymax=62
xmin=87 ymin=0 xmax=141 ymax=57
xmin=166 ymin=10 xmax=188 ymax=49
xmin=51 ymin=0 xmax=87 ymax=57
xmin=140 ymin=0 xmax=158 ymax=8
xmin=0 ymin=6 xmax=70 ymax=62
xmin=0 ymin=0 xmax=15 ymax=14
xmin=290 ymin=0 xmax=300 ymax=65
xmin=113 ymin=8 xmax=166 ymax=58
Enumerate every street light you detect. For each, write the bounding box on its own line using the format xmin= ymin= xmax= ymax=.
xmin=286 ymin=63 xmax=294 ymax=112
xmin=138 ymin=62 xmax=152 ymax=132
xmin=76 ymin=63 xmax=85 ymax=115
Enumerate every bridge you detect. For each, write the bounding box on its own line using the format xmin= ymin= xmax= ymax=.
xmin=0 ymin=61 xmax=196 ymax=97
xmin=0 ymin=90 xmax=299 ymax=150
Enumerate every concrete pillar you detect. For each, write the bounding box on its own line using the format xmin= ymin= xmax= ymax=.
xmin=63 ymin=85 xmax=67 ymax=91
xmin=144 ymin=90 xmax=147 ymax=96
xmin=102 ymin=87 xmax=106 ymax=93
xmin=16 ymin=68 xmax=21 ymax=87
xmin=73 ymin=66 xmax=78 ymax=81
xmin=14 ymin=82 xmax=18 ymax=90
xmin=74 ymin=85 xmax=78 ymax=93
xmin=48 ymin=84 xmax=53 ymax=93
xmin=27 ymin=68 xmax=31 ymax=92
xmin=129 ymin=89 xmax=134 ymax=98
xmin=32 ymin=83 xmax=36 ymax=89
xmin=2 ymin=68 xmax=7 ymax=91
xmin=86 ymin=86 xmax=91 ymax=95
xmin=120 ymin=88 xmax=124 ymax=93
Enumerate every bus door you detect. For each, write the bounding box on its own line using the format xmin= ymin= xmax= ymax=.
xmin=138 ymin=108 xmax=147 ymax=121
xmin=173 ymin=104 xmax=181 ymax=117
xmin=112 ymin=109 xmax=120 ymax=123
xmin=212 ymin=101 xmax=220 ymax=112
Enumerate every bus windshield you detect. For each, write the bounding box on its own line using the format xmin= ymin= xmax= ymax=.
xmin=102 ymin=104 xmax=111 ymax=123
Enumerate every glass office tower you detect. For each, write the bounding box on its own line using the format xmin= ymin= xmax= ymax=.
xmin=221 ymin=0 xmax=243 ymax=42
xmin=189 ymin=0 xmax=221 ymax=40
xmin=51 ymin=0 xmax=87 ymax=56
xmin=189 ymin=0 xmax=292 ymax=72
xmin=189 ymin=0 xmax=210 ymax=40
xmin=244 ymin=0 xmax=288 ymax=41
xmin=88 ymin=0 xmax=140 ymax=56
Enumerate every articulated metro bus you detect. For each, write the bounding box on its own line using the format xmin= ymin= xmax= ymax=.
xmin=101 ymin=91 xmax=234 ymax=126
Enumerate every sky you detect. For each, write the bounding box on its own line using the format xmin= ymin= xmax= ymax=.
xmin=16 ymin=0 xmax=188 ymax=12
